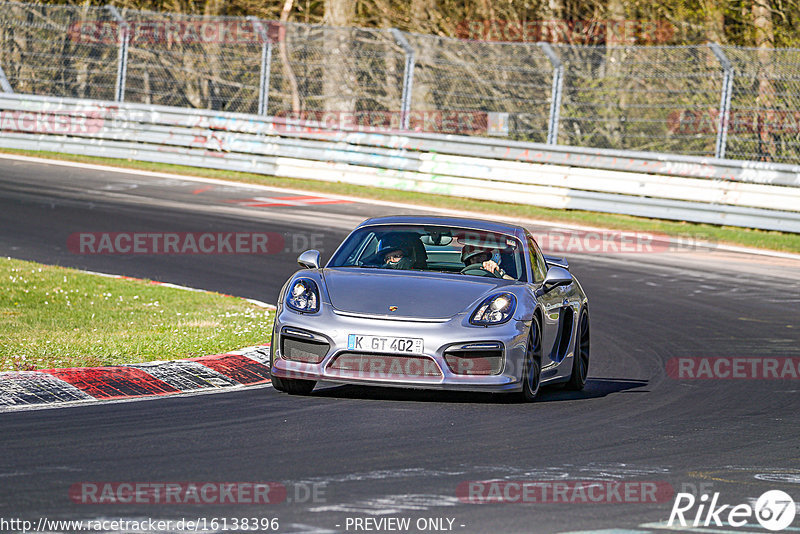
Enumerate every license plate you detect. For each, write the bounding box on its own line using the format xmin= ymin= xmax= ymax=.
xmin=348 ymin=334 xmax=424 ymax=354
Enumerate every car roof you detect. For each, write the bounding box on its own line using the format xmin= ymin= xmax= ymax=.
xmin=355 ymin=215 xmax=527 ymax=239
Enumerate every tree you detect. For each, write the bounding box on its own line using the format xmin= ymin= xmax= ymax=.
xmin=753 ymin=0 xmax=777 ymax=159
xmin=322 ymin=0 xmax=356 ymax=114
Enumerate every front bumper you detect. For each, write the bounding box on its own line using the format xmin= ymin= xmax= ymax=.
xmin=271 ymin=305 xmax=530 ymax=393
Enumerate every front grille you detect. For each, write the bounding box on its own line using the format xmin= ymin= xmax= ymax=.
xmin=280 ymin=336 xmax=330 ymax=364
xmin=327 ymin=352 xmax=442 ymax=379
xmin=444 ymin=349 xmax=504 ymax=375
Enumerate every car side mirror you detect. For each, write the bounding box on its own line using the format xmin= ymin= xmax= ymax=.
xmin=297 ymin=249 xmax=321 ymax=269
xmin=537 ymin=266 xmax=573 ymax=295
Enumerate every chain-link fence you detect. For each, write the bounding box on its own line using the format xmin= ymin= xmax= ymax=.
xmin=115 ymin=8 xmax=263 ymax=113
xmin=724 ymin=46 xmax=800 ymax=163
xmin=406 ymin=33 xmax=555 ymax=144
xmin=0 ymin=3 xmax=118 ymax=100
xmin=1 ymin=1 xmax=799 ymax=163
xmin=554 ymin=45 xmax=725 ymax=156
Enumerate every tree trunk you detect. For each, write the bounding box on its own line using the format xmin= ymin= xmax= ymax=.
xmin=540 ymin=0 xmax=565 ymax=43
xmin=203 ymin=0 xmax=223 ymax=109
xmin=605 ymin=0 xmax=628 ymax=47
xmin=278 ymin=0 xmax=301 ymax=114
xmin=753 ymin=0 xmax=776 ymax=159
xmin=324 ymin=0 xmax=356 ymax=27
xmin=602 ymin=0 xmax=628 ymax=148
xmin=322 ymin=0 xmax=356 ymax=114
xmin=702 ymin=0 xmax=725 ymax=44
xmin=409 ymin=0 xmax=432 ymax=34
xmin=143 ymin=68 xmax=151 ymax=105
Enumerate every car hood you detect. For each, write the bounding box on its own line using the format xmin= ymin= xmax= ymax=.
xmin=322 ymin=268 xmax=509 ymax=319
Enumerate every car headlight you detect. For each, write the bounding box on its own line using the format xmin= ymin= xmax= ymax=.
xmin=470 ymin=292 xmax=517 ymax=326
xmin=286 ymin=279 xmax=320 ymax=313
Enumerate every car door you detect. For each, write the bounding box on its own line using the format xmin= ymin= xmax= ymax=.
xmin=526 ymin=233 xmax=562 ymax=368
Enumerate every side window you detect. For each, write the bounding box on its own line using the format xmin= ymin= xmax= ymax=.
xmin=526 ymin=233 xmax=547 ymax=283
xmin=343 ymin=232 xmax=377 ymax=265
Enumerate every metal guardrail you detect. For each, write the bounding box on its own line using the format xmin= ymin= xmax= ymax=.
xmin=1 ymin=93 xmax=799 ymax=233
xmin=3 ymin=1 xmax=800 ymax=163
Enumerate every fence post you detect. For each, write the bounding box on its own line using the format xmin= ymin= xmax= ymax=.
xmin=248 ymin=16 xmax=272 ymax=116
xmin=0 ymin=63 xmax=13 ymax=93
xmin=709 ymin=43 xmax=734 ymax=159
xmin=106 ymin=5 xmax=129 ymax=102
xmin=390 ymin=29 xmax=415 ymax=130
xmin=537 ymin=42 xmax=564 ymax=145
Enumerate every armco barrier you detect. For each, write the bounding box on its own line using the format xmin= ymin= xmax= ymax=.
xmin=1 ymin=93 xmax=799 ymax=233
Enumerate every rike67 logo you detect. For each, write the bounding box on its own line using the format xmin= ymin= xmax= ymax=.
xmin=669 ymin=490 xmax=796 ymax=531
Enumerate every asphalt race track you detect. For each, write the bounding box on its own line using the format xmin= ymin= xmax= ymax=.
xmin=1 ymin=155 xmax=799 ymax=534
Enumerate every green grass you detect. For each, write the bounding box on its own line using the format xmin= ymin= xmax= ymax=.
xmin=2 ymin=148 xmax=800 ymax=253
xmin=0 ymin=257 xmax=273 ymax=372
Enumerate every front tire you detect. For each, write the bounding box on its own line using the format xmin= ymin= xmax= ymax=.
xmin=270 ymin=337 xmax=316 ymax=395
xmin=270 ymin=373 xmax=316 ymax=395
xmin=520 ymin=314 xmax=543 ymax=402
xmin=566 ymin=307 xmax=590 ymax=391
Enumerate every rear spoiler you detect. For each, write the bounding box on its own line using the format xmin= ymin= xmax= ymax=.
xmin=544 ymin=255 xmax=569 ymax=271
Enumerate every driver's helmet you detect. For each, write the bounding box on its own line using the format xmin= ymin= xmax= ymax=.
xmin=460 ymin=244 xmax=493 ymax=265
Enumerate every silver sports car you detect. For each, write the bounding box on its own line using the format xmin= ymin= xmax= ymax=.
xmin=269 ymin=215 xmax=589 ymax=401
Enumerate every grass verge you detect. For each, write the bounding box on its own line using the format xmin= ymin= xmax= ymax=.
xmin=1 ymin=148 xmax=799 ymax=254
xmin=0 ymin=257 xmax=273 ymax=372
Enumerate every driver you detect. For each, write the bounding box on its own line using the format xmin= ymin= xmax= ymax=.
xmin=377 ymin=238 xmax=415 ymax=270
xmin=461 ymin=245 xmax=514 ymax=279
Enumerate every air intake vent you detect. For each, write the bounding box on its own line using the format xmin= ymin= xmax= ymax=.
xmin=444 ymin=349 xmax=503 ymax=375
xmin=281 ymin=336 xmax=329 ymax=364
xmin=328 ymin=353 xmax=442 ymax=379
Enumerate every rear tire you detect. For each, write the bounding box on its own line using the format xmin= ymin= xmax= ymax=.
xmin=519 ymin=314 xmax=543 ymax=402
xmin=566 ymin=307 xmax=590 ymax=391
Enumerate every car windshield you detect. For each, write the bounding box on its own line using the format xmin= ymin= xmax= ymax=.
xmin=327 ymin=224 xmax=527 ymax=282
